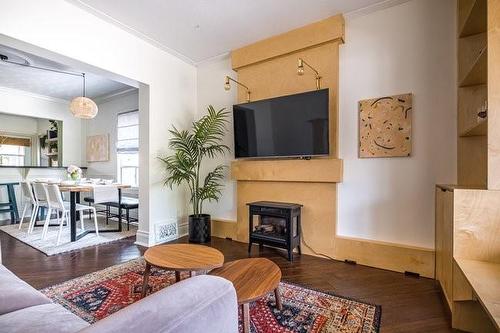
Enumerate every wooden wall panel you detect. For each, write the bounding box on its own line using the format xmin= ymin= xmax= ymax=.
xmin=235 ymin=42 xmax=340 ymax=156
xmin=488 ymin=0 xmax=500 ymax=189
xmin=435 ymin=187 xmax=454 ymax=308
xmin=231 ymin=158 xmax=342 ymax=183
xmin=211 ymin=219 xmax=237 ymax=239
xmin=236 ymin=181 xmax=337 ymax=256
xmin=454 ymin=189 xmax=500 ymax=263
xmin=334 ymin=236 xmax=435 ymax=278
xmin=231 ymin=15 xmax=344 ymax=70
xmin=458 ymin=136 xmax=487 ymax=186
xmin=229 ymin=16 xmax=343 ymax=263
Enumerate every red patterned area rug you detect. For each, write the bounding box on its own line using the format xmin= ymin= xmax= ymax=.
xmin=41 ymin=258 xmax=381 ymax=333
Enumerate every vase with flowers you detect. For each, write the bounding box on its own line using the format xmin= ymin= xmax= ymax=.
xmin=67 ymin=165 xmax=82 ymax=181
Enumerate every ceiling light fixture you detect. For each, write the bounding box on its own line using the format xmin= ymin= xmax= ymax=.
xmin=297 ymin=58 xmax=321 ymax=90
xmin=224 ymin=76 xmax=251 ymax=102
xmin=0 ymin=53 xmax=98 ymax=119
xmin=69 ymin=73 xmax=98 ymax=119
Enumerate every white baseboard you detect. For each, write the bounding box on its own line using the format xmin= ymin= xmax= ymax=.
xmin=178 ymin=222 xmax=188 ymax=238
xmin=134 ymin=230 xmax=150 ymax=247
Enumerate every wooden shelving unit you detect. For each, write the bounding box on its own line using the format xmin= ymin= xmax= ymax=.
xmin=457 ymin=0 xmax=488 ymax=187
xmin=436 ymin=1 xmax=500 ymax=331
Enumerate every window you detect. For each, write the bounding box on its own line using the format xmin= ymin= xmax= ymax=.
xmin=0 ymin=144 xmax=26 ymax=166
xmin=117 ymin=110 xmax=139 ymax=187
xmin=0 ymin=136 xmax=30 ymax=166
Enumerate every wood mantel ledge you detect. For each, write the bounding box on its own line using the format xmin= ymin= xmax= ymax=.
xmin=231 ymin=158 xmax=343 ymax=183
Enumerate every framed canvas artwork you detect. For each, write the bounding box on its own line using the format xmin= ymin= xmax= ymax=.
xmin=86 ymin=134 xmax=109 ymax=162
xmin=359 ymin=93 xmax=412 ymax=158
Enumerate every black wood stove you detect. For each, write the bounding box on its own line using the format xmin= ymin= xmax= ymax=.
xmin=247 ymin=201 xmax=302 ymax=261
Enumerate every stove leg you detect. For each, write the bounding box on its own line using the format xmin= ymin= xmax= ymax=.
xmin=248 ymin=242 xmax=252 ymax=256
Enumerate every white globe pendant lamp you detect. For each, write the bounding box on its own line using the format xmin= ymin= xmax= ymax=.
xmin=70 ymin=73 xmax=98 ymax=119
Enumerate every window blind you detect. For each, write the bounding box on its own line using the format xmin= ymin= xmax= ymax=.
xmin=116 ymin=110 xmax=139 ymax=153
xmin=0 ymin=135 xmax=31 ymax=147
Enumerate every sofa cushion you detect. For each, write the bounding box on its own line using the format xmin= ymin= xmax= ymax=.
xmin=0 ymin=265 xmax=52 ymax=315
xmin=0 ymin=303 xmax=89 ymax=333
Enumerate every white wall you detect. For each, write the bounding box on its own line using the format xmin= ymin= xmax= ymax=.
xmin=196 ymin=56 xmax=237 ymax=220
xmin=338 ymin=0 xmax=456 ymax=248
xmin=0 ymin=0 xmax=197 ymax=246
xmin=0 ymin=88 xmax=82 ymax=166
xmin=0 ymin=113 xmax=38 ymax=135
xmin=84 ymin=90 xmax=139 ymax=179
xmin=195 ymin=0 xmax=457 ymax=249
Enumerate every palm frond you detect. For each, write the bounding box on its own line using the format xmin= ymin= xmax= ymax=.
xmin=198 ymin=165 xmax=226 ymax=203
xmin=158 ymin=105 xmax=230 ymax=215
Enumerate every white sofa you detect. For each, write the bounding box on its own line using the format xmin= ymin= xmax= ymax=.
xmin=0 ymin=263 xmax=238 ymax=333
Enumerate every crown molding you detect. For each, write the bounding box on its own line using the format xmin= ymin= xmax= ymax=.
xmin=194 ymin=52 xmax=230 ymax=67
xmin=344 ymin=0 xmax=413 ymax=19
xmin=0 ymin=86 xmax=69 ymax=104
xmin=64 ymin=0 xmax=196 ymax=66
xmin=93 ymin=87 xmax=138 ymax=104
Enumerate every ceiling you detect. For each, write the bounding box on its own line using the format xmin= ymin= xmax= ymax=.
xmin=71 ymin=0 xmax=390 ymax=64
xmin=0 ymin=44 xmax=133 ymax=101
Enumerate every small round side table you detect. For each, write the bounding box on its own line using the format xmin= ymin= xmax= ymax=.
xmin=141 ymin=243 xmax=224 ymax=297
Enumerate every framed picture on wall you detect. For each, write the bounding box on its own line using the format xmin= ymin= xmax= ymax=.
xmin=359 ymin=93 xmax=412 ymax=158
xmin=86 ymin=134 xmax=109 ymax=162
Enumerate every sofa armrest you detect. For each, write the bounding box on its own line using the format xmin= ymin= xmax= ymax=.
xmin=79 ymin=275 xmax=238 ymax=333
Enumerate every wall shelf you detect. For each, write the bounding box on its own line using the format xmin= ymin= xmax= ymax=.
xmin=458 ymin=0 xmax=487 ymax=38
xmin=459 ymin=46 xmax=487 ymax=87
xmin=458 ymin=84 xmax=487 ymax=136
xmin=459 ymin=119 xmax=487 ymax=137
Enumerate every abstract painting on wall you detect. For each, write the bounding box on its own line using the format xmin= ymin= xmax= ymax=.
xmin=86 ymin=134 xmax=109 ymax=162
xmin=359 ymin=93 xmax=412 ymax=158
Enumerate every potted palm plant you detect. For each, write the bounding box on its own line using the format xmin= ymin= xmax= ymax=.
xmin=159 ymin=106 xmax=230 ymax=243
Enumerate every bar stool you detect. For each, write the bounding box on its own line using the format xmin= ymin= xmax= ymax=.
xmin=0 ymin=182 xmax=19 ymax=224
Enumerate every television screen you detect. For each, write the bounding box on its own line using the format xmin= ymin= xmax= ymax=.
xmin=233 ymin=89 xmax=329 ymax=158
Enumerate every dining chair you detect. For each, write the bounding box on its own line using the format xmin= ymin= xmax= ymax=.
xmin=31 ymin=182 xmax=50 ymax=234
xmin=42 ymin=184 xmax=99 ymax=245
xmin=18 ymin=182 xmax=37 ymax=231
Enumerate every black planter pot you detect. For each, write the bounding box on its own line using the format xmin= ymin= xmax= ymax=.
xmin=188 ymin=214 xmax=211 ymax=243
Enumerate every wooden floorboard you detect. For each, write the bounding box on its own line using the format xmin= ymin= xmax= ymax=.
xmin=0 ymin=231 xmax=452 ymax=332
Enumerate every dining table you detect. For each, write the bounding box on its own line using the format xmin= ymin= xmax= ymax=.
xmin=35 ymin=182 xmax=131 ymax=242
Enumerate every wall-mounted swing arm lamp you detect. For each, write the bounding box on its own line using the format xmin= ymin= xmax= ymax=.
xmin=0 ymin=53 xmax=98 ymax=119
xmin=224 ymin=76 xmax=251 ymax=102
xmin=297 ymin=58 xmax=321 ymax=90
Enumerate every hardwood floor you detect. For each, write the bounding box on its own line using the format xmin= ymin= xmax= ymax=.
xmin=0 ymin=231 xmax=452 ymax=332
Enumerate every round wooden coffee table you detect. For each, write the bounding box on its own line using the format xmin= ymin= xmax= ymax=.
xmin=209 ymin=258 xmax=282 ymax=333
xmin=141 ymin=244 xmax=224 ymax=297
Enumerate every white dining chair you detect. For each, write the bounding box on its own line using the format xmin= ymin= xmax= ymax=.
xmin=42 ymin=184 xmax=99 ymax=245
xmin=31 ymin=182 xmax=50 ymax=234
xmin=18 ymin=181 xmax=37 ymax=231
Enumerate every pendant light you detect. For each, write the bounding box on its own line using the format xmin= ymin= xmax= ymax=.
xmin=0 ymin=53 xmax=98 ymax=119
xmin=69 ymin=73 xmax=98 ymax=119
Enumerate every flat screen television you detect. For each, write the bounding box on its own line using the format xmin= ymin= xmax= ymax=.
xmin=233 ymin=88 xmax=329 ymax=158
